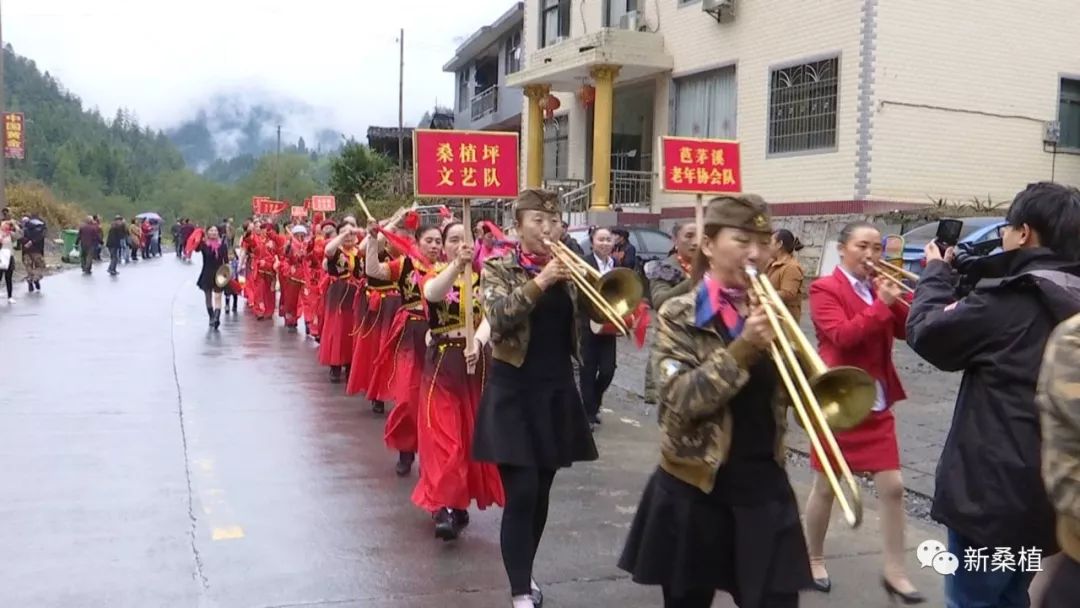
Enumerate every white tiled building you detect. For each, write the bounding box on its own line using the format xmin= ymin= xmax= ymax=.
xmin=494 ymin=0 xmax=1080 ymax=227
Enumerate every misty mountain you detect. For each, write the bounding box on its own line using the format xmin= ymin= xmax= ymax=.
xmin=167 ymin=92 xmax=344 ymax=173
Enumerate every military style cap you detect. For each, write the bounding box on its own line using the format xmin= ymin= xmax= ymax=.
xmin=513 ymin=188 xmax=561 ymax=215
xmin=703 ymin=194 xmax=771 ymax=234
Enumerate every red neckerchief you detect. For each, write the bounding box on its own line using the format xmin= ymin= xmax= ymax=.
xmin=677 ymin=255 xmax=692 ymax=275
xmin=516 ymin=243 xmax=550 ymax=276
xmin=697 ymin=273 xmax=748 ymax=335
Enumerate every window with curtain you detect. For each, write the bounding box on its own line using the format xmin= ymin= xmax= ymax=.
xmin=505 ymin=30 xmax=522 ymax=75
xmin=768 ymin=57 xmax=839 ymax=154
xmin=541 ymin=0 xmax=571 ymax=48
xmin=1060 ymin=78 xmax=1080 ymax=149
xmin=673 ymin=66 xmax=737 ymax=139
xmin=543 ymin=116 xmax=569 ymax=180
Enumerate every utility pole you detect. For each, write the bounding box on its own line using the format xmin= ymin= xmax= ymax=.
xmin=275 ymin=124 xmax=281 ymax=201
xmin=398 ymin=28 xmax=405 ymax=194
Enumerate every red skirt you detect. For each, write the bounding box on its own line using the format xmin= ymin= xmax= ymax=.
xmin=411 ymin=340 xmax=504 ymax=512
xmin=279 ymin=276 xmax=303 ymax=326
xmin=345 ymin=290 xmax=402 ymax=395
xmin=318 ymin=280 xmax=359 ymax=367
xmin=302 ymin=276 xmax=323 ymax=334
xmin=381 ymin=312 xmax=428 ymax=453
xmin=810 ymin=409 xmax=900 ymax=474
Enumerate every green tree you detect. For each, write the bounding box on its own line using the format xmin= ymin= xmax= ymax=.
xmin=329 ymin=141 xmax=393 ymax=204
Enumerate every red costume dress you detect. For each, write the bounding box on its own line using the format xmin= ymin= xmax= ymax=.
xmin=807 ymin=267 xmax=911 ymax=473
xmin=318 ymin=246 xmax=362 ymax=368
xmin=303 ymin=236 xmax=327 ymax=338
xmin=277 ymin=235 xmax=307 ymax=328
xmin=377 ymin=256 xmax=434 ymax=455
xmin=249 ymin=233 xmax=280 ymax=319
xmin=345 ymin=254 xmax=403 ymax=397
xmin=241 ymin=232 xmax=258 ymax=305
xmin=412 ymin=266 xmax=504 ymax=513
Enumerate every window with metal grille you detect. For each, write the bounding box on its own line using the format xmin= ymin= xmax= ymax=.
xmin=768 ymin=57 xmax=839 ymax=155
xmin=1059 ymin=78 xmax=1080 ymax=149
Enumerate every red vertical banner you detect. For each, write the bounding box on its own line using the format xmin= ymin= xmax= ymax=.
xmin=4 ymin=113 xmax=26 ymax=160
xmin=658 ymin=137 xmax=742 ymax=194
xmin=413 ymin=130 xmax=519 ymax=199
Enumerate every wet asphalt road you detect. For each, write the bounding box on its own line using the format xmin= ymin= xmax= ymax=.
xmin=0 ymin=257 xmax=948 ymax=607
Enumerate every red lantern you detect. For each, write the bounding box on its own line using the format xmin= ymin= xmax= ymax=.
xmin=578 ymin=84 xmax=596 ymax=107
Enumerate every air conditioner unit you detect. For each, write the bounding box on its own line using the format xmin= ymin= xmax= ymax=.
xmin=619 ymin=10 xmax=642 ymax=31
xmin=702 ymin=0 xmax=736 ymax=23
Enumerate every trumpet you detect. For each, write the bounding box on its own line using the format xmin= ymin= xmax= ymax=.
xmin=543 ymin=239 xmax=643 ymax=335
xmin=746 ymin=265 xmax=877 ymax=528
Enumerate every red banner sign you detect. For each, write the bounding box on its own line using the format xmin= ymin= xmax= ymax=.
xmin=414 ymin=129 xmax=519 ymax=199
xmin=251 ymin=197 xmax=288 ymax=215
xmin=309 ymin=195 xmax=336 ymax=212
xmin=4 ymin=113 xmax=25 ymax=160
xmin=659 ymin=137 xmax=741 ymax=194
xmin=291 ymin=206 xmax=307 ymax=218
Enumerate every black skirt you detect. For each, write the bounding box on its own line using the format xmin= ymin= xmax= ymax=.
xmin=471 ymin=361 xmax=598 ymax=469
xmin=618 ymin=466 xmax=812 ymax=607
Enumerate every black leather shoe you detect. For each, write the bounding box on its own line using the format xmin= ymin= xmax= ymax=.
xmin=812 ymin=576 xmax=831 ymax=593
xmin=329 ymin=366 xmax=342 ymax=384
xmin=452 ymin=509 xmax=470 ymax=529
xmin=372 ymin=400 xmax=385 ymax=415
xmin=529 ymin=582 xmax=543 ymax=607
xmin=434 ymin=508 xmax=458 ymax=541
xmin=882 ymin=578 xmax=925 ymax=604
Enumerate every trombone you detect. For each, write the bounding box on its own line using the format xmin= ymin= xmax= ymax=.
xmin=746 ymin=265 xmax=877 ymax=528
xmin=543 ymin=238 xmax=643 ymax=336
xmin=864 ymin=258 xmax=918 ymax=307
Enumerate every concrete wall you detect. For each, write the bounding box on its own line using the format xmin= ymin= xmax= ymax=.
xmin=647 ymin=0 xmax=864 ymax=210
xmin=870 ymin=0 xmax=1080 ymax=204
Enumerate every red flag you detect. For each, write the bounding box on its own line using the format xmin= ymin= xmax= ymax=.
xmin=403 ymin=210 xmax=420 ymax=232
xmin=374 ymin=227 xmax=426 ymax=263
xmin=184 ymin=228 xmax=204 ymax=258
xmin=438 ymin=205 xmax=452 ymax=219
xmin=631 ymin=301 xmax=651 ymax=349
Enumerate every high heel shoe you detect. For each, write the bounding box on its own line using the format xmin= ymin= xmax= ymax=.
xmin=882 ymin=577 xmax=925 ymax=604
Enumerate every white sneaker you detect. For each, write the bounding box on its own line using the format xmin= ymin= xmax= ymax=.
xmin=7 ymin=297 xmax=14 ymax=303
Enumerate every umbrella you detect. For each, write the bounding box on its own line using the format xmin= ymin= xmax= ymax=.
xmin=136 ymin=212 xmax=162 ymax=222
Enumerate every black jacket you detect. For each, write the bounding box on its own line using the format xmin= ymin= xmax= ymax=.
xmin=106 ymin=222 xmax=128 ymax=249
xmin=906 ymin=248 xmax=1080 ymax=551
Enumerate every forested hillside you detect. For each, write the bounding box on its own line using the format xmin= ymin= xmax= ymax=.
xmin=2 ymin=44 xmax=399 ymax=228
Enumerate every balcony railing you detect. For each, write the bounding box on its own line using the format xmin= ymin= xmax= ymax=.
xmin=611 ymin=169 xmax=652 ymax=208
xmin=470 ymin=86 xmax=499 ymax=121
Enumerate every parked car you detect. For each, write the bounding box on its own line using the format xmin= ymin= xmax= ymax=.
xmin=899 ymin=216 xmax=1005 ymax=274
xmin=566 ymin=226 xmax=674 ymax=301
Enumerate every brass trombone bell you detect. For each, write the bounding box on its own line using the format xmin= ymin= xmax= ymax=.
xmin=746 ymin=264 xmax=876 ymax=528
xmin=544 ymin=239 xmax=643 ymax=335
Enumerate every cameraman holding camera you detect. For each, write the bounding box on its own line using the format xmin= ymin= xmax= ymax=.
xmin=906 ymin=182 xmax=1080 ymax=608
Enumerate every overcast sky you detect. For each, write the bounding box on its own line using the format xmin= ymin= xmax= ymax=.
xmin=7 ymin=0 xmax=513 ymax=147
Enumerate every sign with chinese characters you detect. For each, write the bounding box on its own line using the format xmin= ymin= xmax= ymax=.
xmin=291 ymin=206 xmax=307 ymax=218
xmin=413 ymin=129 xmax=519 ymax=199
xmin=251 ymin=197 xmax=288 ymax=215
xmin=659 ymin=136 xmax=741 ymax=194
xmin=309 ymin=195 xmax=336 ymax=212
xmin=4 ymin=113 xmax=26 ymax=160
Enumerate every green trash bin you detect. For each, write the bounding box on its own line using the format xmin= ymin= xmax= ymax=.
xmin=60 ymin=229 xmax=79 ymax=263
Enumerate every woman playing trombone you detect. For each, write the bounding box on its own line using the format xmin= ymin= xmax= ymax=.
xmin=472 ymin=189 xmax=598 ymax=608
xmin=804 ymin=221 xmax=922 ymax=603
xmin=619 ymin=195 xmax=812 ymax=608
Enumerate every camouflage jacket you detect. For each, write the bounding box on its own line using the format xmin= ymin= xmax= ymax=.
xmin=1037 ymin=311 xmax=1080 ymax=562
xmin=480 ymin=250 xmax=579 ymax=367
xmin=646 ymin=254 xmax=694 ymax=310
xmin=653 ymin=287 xmax=789 ymax=494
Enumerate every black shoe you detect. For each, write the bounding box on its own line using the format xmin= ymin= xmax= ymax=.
xmin=452 ymin=508 xmax=470 ymax=529
xmin=395 ymin=452 xmax=414 ymax=477
xmin=434 ymin=508 xmax=458 ymax=541
xmin=882 ymin=578 xmax=924 ymax=604
xmin=27 ymin=282 xmax=35 ymax=293
xmin=207 ymin=307 xmax=215 ymax=328
xmin=812 ymin=576 xmax=831 ymax=593
xmin=372 ymin=400 xmax=385 ymax=415
xmin=213 ymin=309 xmax=221 ymax=330
xmin=33 ymin=281 xmax=40 ymax=291
xmin=530 ymin=582 xmax=544 ymax=607
xmin=329 ymin=366 xmax=342 ymax=383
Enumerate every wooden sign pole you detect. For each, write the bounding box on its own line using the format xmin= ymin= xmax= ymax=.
xmin=462 ymin=199 xmax=476 ymax=375
xmin=695 ymin=194 xmax=704 ymax=246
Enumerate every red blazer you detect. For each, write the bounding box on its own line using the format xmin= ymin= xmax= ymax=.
xmin=808 ymin=267 xmax=910 ymax=407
